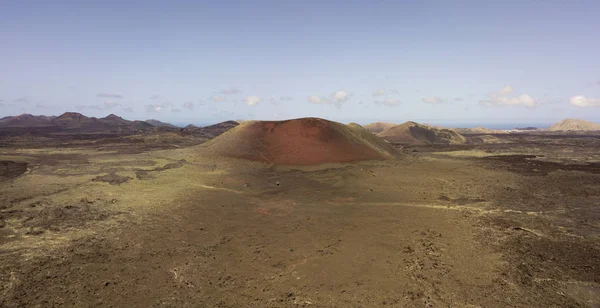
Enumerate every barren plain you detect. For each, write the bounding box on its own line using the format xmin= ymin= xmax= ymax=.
xmin=1 ymin=127 xmax=599 ymax=307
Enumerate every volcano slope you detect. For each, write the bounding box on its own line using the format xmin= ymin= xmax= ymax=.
xmin=364 ymin=121 xmax=396 ymax=134
xmin=378 ymin=121 xmax=466 ymax=145
xmin=199 ymin=118 xmax=398 ymax=165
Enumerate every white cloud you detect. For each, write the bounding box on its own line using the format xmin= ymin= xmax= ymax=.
xmin=172 ymin=108 xmax=182 ymax=113
xmin=85 ymin=100 xmax=121 ymax=111
xmin=183 ymin=101 xmax=195 ymax=110
xmin=122 ymin=107 xmax=134 ymax=113
xmin=478 ymin=85 xmax=539 ymax=107
xmin=244 ymin=96 xmax=261 ymax=106
xmin=146 ymin=105 xmax=161 ymax=112
xmin=280 ymin=96 xmax=293 ymax=101
xmin=211 ymin=95 xmax=226 ymax=102
xmin=480 ymin=95 xmax=538 ymax=107
xmin=145 ymin=102 xmax=172 ymax=113
xmin=308 ymin=90 xmax=350 ymax=107
xmin=150 ymin=95 xmax=160 ymax=100
xmin=498 ymin=85 xmax=514 ymax=95
xmin=569 ymin=95 xmax=600 ymax=107
xmin=422 ymin=96 xmax=444 ymax=104
xmin=308 ymin=95 xmax=326 ymax=104
xmin=372 ymin=89 xmax=386 ymax=97
xmin=103 ymin=100 xmax=120 ymax=109
xmin=372 ymin=88 xmax=401 ymax=98
xmin=332 ymin=91 xmax=350 ymax=103
xmin=374 ymin=98 xmax=401 ymax=106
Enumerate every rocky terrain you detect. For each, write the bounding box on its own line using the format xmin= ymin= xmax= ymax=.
xmin=0 ymin=115 xmax=599 ymax=307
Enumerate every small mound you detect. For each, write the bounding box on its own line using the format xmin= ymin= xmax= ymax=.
xmin=377 ymin=121 xmax=466 ymax=144
xmin=454 ymin=127 xmax=506 ymax=134
xmin=548 ymin=119 xmax=600 ymax=131
xmin=364 ymin=122 xmax=396 ymax=134
xmin=201 ymin=118 xmax=397 ymax=165
xmin=467 ymin=134 xmax=505 ymax=144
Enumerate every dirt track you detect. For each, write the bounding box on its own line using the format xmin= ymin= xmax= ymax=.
xmin=1 ymin=133 xmax=599 ymax=307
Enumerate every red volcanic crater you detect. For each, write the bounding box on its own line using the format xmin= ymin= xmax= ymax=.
xmin=201 ymin=118 xmax=398 ymax=165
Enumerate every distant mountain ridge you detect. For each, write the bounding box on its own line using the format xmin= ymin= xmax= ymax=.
xmin=50 ymin=113 xmax=153 ymax=133
xmin=0 ymin=114 xmax=56 ymax=127
xmin=0 ymin=112 xmax=159 ymax=133
xmin=0 ymin=112 xmax=243 ymax=137
xmin=145 ymin=119 xmax=178 ymax=128
xmin=182 ymin=120 xmax=240 ymax=138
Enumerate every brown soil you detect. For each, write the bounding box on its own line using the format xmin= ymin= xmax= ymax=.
xmin=135 ymin=160 xmax=186 ymax=180
xmin=201 ymin=118 xmax=398 ymax=165
xmin=92 ymin=173 xmax=132 ymax=185
xmin=1 ymin=128 xmax=600 ymax=307
xmin=0 ymin=161 xmax=27 ymax=182
xmin=482 ymin=154 xmax=600 ymax=175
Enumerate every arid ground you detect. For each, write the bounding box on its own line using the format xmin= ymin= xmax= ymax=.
xmin=1 ymin=131 xmax=599 ymax=307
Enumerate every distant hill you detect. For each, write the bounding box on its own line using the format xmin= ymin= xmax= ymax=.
xmin=0 ymin=114 xmax=56 ymax=127
xmin=199 ymin=120 xmax=241 ymax=137
xmin=363 ymin=122 xmax=396 ymax=134
xmin=378 ymin=121 xmax=466 ymax=144
xmin=514 ymin=127 xmax=541 ymax=131
xmin=0 ymin=112 xmax=152 ymax=133
xmin=179 ymin=121 xmax=240 ymax=138
xmin=0 ymin=112 xmax=247 ymax=138
xmin=199 ymin=118 xmax=397 ymax=165
xmin=203 ymin=120 xmax=239 ymax=130
xmin=145 ymin=119 xmax=178 ymax=128
xmin=52 ymin=113 xmax=152 ymax=133
xmin=454 ymin=126 xmax=506 ymax=134
xmin=548 ymin=119 xmax=600 ymax=131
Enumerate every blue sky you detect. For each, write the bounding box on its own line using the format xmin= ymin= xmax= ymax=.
xmin=1 ymin=0 xmax=599 ymax=127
